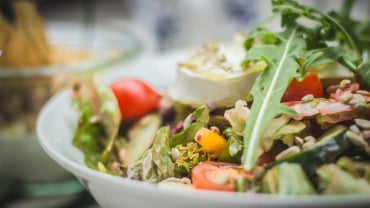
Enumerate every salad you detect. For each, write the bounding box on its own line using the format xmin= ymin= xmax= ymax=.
xmin=71 ymin=0 xmax=370 ymax=195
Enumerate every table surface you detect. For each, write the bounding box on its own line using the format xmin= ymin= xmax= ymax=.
xmin=0 ymin=179 xmax=100 ymax=208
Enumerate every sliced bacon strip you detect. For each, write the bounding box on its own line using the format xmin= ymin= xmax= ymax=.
xmin=330 ymin=83 xmax=360 ymax=101
xmin=284 ymin=83 xmax=369 ymax=121
xmin=284 ymin=101 xmax=322 ymax=120
xmin=284 ymin=99 xmax=353 ymax=122
xmin=318 ymin=101 xmax=353 ymax=115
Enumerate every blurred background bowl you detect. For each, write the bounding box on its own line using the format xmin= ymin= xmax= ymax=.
xmin=0 ymin=21 xmax=144 ymax=196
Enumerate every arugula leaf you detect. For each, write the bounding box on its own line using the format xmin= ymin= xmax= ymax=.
xmin=331 ymin=0 xmax=370 ymax=54
xmin=302 ymin=46 xmax=358 ymax=72
xmin=242 ymin=28 xmax=302 ymax=170
xmin=273 ymin=0 xmax=369 ymax=86
xmin=353 ymin=19 xmax=370 ymax=53
xmin=356 ymin=61 xmax=370 ymax=89
xmin=272 ymin=0 xmax=361 ymax=60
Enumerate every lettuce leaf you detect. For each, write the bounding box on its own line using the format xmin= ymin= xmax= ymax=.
xmin=262 ymin=162 xmax=316 ymax=195
xmin=71 ymin=76 xmax=121 ymax=170
xmin=317 ymin=164 xmax=370 ymax=194
xmin=127 ymin=126 xmax=174 ymax=182
xmin=337 ymin=157 xmax=370 ymax=183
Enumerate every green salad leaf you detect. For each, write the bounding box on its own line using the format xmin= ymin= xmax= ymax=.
xmin=170 ymin=106 xmax=209 ymax=147
xmin=337 ymin=156 xmax=370 ymax=183
xmin=242 ymin=28 xmax=302 ymax=170
xmin=95 ymin=79 xmax=122 ymax=165
xmin=273 ymin=0 xmax=370 ymax=88
xmin=71 ymin=76 xmax=121 ymax=171
xmin=272 ymin=0 xmax=361 ymax=59
xmin=262 ymin=162 xmax=316 ymax=195
xmin=331 ymin=0 xmax=370 ymax=54
xmin=219 ymin=128 xmax=243 ymax=163
xmin=173 ymin=142 xmax=213 ymax=176
xmin=357 ymin=61 xmax=370 ymax=89
xmin=317 ymin=164 xmax=370 ymax=194
xmin=127 ymin=126 xmax=174 ymax=182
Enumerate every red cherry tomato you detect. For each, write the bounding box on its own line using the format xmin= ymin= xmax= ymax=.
xmin=281 ymin=72 xmax=323 ymax=102
xmin=110 ymin=79 xmax=161 ymax=120
xmin=191 ymin=161 xmax=254 ymax=192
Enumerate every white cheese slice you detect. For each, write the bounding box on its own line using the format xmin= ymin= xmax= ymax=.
xmin=168 ymin=40 xmax=265 ymax=108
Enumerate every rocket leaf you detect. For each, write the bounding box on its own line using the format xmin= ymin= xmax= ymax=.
xmin=241 ymin=28 xmax=302 ymax=170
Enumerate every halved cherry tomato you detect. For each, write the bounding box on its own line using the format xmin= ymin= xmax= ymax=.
xmin=110 ymin=79 xmax=161 ymax=120
xmin=281 ymin=72 xmax=323 ymax=102
xmin=191 ymin=161 xmax=254 ymax=192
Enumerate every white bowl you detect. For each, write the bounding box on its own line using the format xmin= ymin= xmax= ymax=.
xmin=37 ymin=50 xmax=370 ymax=208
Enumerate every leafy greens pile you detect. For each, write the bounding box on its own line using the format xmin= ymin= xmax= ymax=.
xmin=241 ymin=0 xmax=370 ymax=170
